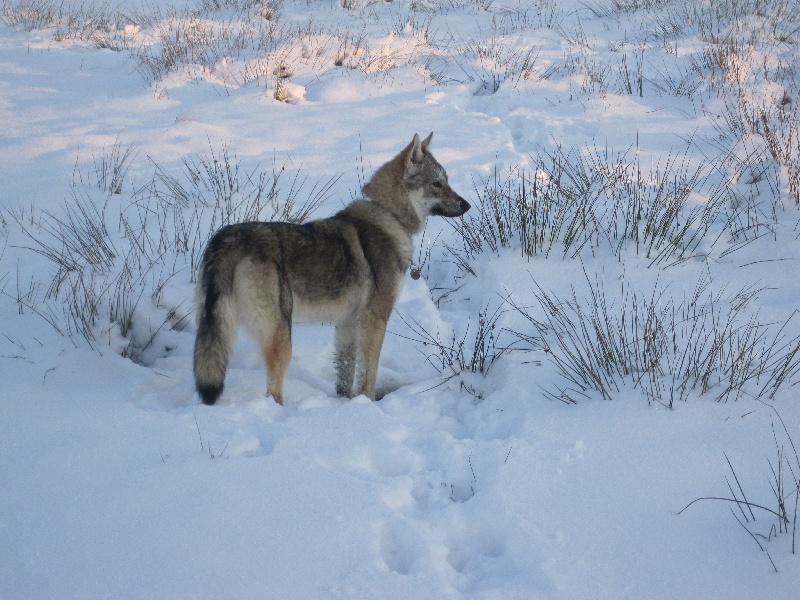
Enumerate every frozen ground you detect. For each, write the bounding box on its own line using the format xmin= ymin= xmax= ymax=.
xmin=1 ymin=0 xmax=799 ymax=598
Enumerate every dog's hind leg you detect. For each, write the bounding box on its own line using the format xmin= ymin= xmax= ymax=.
xmin=334 ymin=316 xmax=358 ymax=397
xmin=239 ymin=260 xmax=293 ymax=405
xmin=262 ymin=319 xmax=291 ymax=405
xmin=266 ymin=271 xmax=294 ymax=405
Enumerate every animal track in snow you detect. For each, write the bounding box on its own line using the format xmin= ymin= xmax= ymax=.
xmin=559 ymin=440 xmax=585 ymax=463
xmin=379 ymin=522 xmax=422 ymax=575
xmin=445 ymin=524 xmax=514 ymax=594
xmin=349 ymin=443 xmax=422 ymax=479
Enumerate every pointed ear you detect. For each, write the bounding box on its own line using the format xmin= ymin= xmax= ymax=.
xmin=421 ymin=132 xmax=433 ymax=151
xmin=407 ymin=133 xmax=424 ymax=166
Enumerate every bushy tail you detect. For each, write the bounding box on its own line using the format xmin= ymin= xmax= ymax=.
xmin=193 ymin=247 xmax=237 ymax=405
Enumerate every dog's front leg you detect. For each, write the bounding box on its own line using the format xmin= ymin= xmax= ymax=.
xmin=334 ymin=317 xmax=358 ymax=397
xmin=357 ymin=310 xmax=388 ymax=400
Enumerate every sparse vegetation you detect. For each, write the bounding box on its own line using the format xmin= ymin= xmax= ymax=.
xmin=452 ymin=146 xmax=728 ymax=265
xmin=395 ymin=302 xmax=522 ymax=379
xmin=680 ymin=404 xmax=800 ymax=571
xmin=507 ymin=270 xmax=800 ymax=405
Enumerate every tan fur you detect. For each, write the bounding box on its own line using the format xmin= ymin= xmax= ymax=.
xmin=193 ymin=133 xmax=470 ymax=405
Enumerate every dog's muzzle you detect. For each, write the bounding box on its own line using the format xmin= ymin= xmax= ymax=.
xmin=433 ymin=195 xmax=471 ymax=217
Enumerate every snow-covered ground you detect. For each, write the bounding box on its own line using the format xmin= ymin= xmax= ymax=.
xmin=1 ymin=0 xmax=799 ymax=597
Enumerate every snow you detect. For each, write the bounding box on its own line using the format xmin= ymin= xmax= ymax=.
xmin=1 ymin=0 xmax=799 ymax=597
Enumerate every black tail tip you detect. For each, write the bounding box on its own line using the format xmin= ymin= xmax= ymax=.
xmin=197 ymin=383 xmax=223 ymax=405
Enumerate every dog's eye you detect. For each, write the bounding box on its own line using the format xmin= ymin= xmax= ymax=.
xmin=432 ymin=181 xmax=443 ymax=188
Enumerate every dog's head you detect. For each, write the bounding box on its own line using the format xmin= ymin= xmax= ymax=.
xmin=362 ymin=133 xmax=470 ymax=232
xmin=402 ymin=132 xmax=471 ymax=219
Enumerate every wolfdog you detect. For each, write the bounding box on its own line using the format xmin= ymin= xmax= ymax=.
xmin=193 ymin=133 xmax=470 ymax=405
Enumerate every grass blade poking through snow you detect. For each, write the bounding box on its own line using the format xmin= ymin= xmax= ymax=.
xmin=680 ymin=404 xmax=800 ymax=571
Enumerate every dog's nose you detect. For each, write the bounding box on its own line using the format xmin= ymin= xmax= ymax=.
xmin=459 ymin=198 xmax=471 ymax=213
